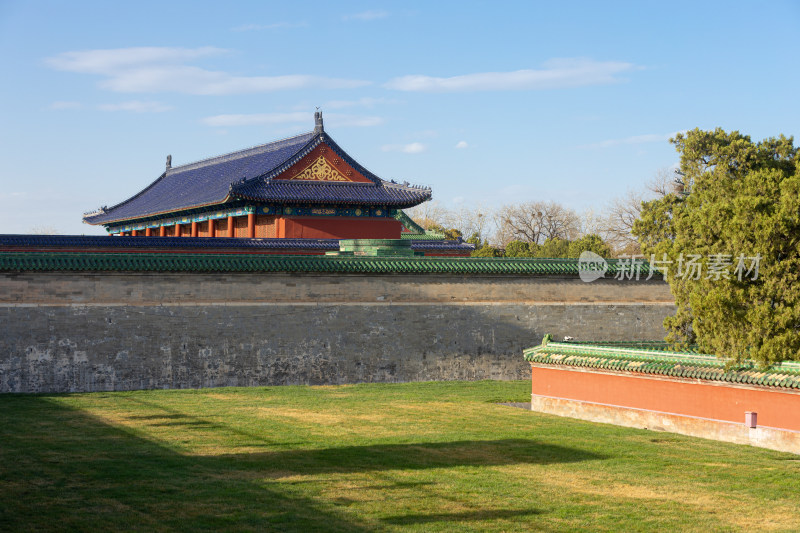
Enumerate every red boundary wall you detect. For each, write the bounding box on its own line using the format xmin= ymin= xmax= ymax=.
xmin=530 ymin=365 xmax=800 ymax=454
xmin=531 ymin=365 xmax=800 ymax=431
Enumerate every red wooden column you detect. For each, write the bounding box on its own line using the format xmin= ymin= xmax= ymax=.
xmin=159 ymin=225 xmax=166 ymax=237
xmin=209 ymin=219 xmax=215 ymax=238
xmin=131 ymin=229 xmax=139 ymax=236
xmin=247 ymin=213 xmax=255 ymax=238
xmin=227 ymin=216 xmax=234 ymax=237
xmin=174 ymin=223 xmax=181 ymax=237
xmin=145 ymin=227 xmax=152 ymax=236
xmin=191 ymin=221 xmax=198 ymax=237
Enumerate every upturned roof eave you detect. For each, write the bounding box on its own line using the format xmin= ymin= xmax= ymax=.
xmin=82 ymin=169 xmax=168 ymax=225
xmin=82 ymin=128 xmax=432 ymax=226
xmin=229 ymin=184 xmax=432 ymax=208
xmin=83 ymin=130 xmax=319 ymax=226
xmin=83 ymin=197 xmax=237 ymax=226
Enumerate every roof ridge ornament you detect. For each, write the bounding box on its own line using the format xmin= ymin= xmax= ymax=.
xmin=314 ymin=109 xmax=324 ymax=133
xmin=166 ymin=154 xmax=172 ymax=170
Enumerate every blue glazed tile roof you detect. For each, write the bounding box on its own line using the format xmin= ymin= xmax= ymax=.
xmin=85 ymin=132 xmax=316 ymax=225
xmin=230 ymin=132 xmax=431 ymax=207
xmin=0 ymin=234 xmax=470 ymax=252
xmin=409 ymin=240 xmax=474 ymax=251
xmin=232 ymin=180 xmax=431 ymax=207
xmin=84 ymin=129 xmax=431 ymax=225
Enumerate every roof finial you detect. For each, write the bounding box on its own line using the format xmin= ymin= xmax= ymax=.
xmin=166 ymin=154 xmax=172 ymax=170
xmin=314 ymin=109 xmax=324 ymax=133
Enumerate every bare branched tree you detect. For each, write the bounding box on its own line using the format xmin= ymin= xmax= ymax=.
xmin=495 ymin=201 xmax=580 ymax=246
xmin=647 ymin=167 xmax=676 ymax=197
xmin=403 ymin=202 xmax=497 ymax=243
xmin=29 ymin=225 xmax=60 ymax=235
xmin=598 ymin=167 xmax=676 ymax=255
xmin=442 ymin=205 xmax=492 ymax=242
xmin=404 ymin=201 xmax=447 ymax=230
xmin=598 ymin=189 xmax=647 ymax=255
xmin=580 ymin=207 xmax=603 ymax=236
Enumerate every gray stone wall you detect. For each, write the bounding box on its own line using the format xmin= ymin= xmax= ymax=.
xmin=0 ymin=272 xmax=675 ymax=393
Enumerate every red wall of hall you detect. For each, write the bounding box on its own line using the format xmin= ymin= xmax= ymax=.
xmin=531 ymin=366 xmax=800 ymax=431
xmin=280 ymin=216 xmax=402 ymax=239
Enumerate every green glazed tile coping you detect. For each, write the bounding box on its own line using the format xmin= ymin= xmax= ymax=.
xmin=0 ymin=251 xmax=660 ymax=277
xmin=399 ymin=232 xmax=446 ymax=240
xmin=523 ymin=336 xmax=800 ymax=390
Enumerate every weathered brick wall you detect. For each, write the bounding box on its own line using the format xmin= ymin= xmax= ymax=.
xmin=0 ymin=272 xmax=675 ymax=393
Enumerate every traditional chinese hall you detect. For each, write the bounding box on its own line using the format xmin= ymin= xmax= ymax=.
xmin=78 ymin=112 xmax=467 ymax=256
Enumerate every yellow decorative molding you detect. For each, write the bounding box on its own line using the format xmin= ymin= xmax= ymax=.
xmin=290 ymin=156 xmax=350 ymax=182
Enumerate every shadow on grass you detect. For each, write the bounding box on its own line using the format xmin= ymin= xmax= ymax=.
xmin=150 ymin=420 xmax=216 ymax=427
xmin=247 ymin=438 xmax=602 ymax=478
xmin=364 ymin=480 xmax=436 ymax=490
xmin=127 ymin=413 xmax=191 ymax=420
xmin=0 ymin=396 xmax=603 ymax=531
xmin=382 ymin=508 xmax=542 ymax=525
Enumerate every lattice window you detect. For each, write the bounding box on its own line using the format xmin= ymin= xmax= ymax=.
xmin=197 ymin=221 xmax=209 ymax=237
xmin=234 ymin=216 xmax=249 ymax=238
xmin=255 ymin=215 xmax=276 ymax=238
xmin=215 ymin=219 xmax=228 ymax=236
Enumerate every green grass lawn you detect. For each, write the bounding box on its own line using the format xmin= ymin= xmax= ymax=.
xmin=1 ymin=381 xmax=798 ymax=532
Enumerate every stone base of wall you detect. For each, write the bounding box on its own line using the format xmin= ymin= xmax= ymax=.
xmin=1 ymin=302 xmax=673 ymax=393
xmin=0 ymin=272 xmax=674 ymax=393
xmin=531 ymin=395 xmax=800 ymax=455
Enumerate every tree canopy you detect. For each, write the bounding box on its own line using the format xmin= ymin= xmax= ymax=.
xmin=633 ymin=128 xmax=800 ymax=365
xmin=480 ymin=235 xmax=610 ymax=259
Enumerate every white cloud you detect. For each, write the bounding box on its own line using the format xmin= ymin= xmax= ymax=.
xmin=97 ymin=101 xmax=173 ymax=113
xmin=342 ymin=10 xmax=389 ymax=21
xmin=579 ymin=131 xmax=684 ymax=149
xmin=381 ymin=142 xmax=426 ymax=154
xmin=385 ymin=58 xmax=638 ymax=92
xmin=100 ymin=67 xmax=368 ymax=95
xmin=201 ymin=112 xmax=382 ymax=128
xmin=403 ymin=143 xmax=426 ymax=154
xmin=49 ymin=101 xmax=83 ymax=110
xmin=45 ymin=47 xmax=370 ymax=95
xmin=232 ymin=21 xmax=307 ymax=31
xmin=455 ymin=141 xmax=468 ymax=149
xmin=46 ymin=46 xmax=227 ymax=74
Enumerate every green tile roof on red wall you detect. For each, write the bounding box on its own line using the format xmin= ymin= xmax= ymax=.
xmin=524 ymin=336 xmax=800 ymax=390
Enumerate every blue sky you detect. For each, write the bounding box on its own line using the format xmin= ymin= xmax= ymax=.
xmin=1 ymin=0 xmax=798 ymax=235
